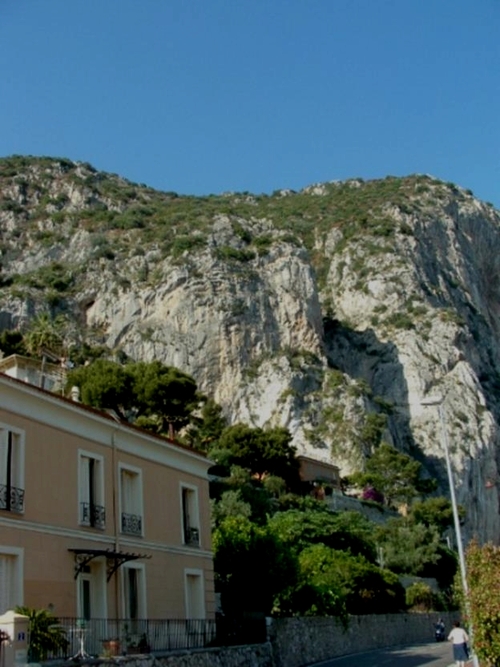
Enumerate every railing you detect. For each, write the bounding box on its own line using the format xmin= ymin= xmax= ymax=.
xmin=44 ymin=618 xmax=218 ymax=659
xmin=184 ymin=526 xmax=200 ymax=546
xmin=0 ymin=484 xmax=25 ymax=513
xmin=80 ymin=502 xmax=106 ymax=529
xmin=121 ymin=512 xmax=142 ymax=535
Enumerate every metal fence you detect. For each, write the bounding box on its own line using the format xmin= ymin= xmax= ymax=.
xmin=45 ymin=618 xmax=218 ymax=659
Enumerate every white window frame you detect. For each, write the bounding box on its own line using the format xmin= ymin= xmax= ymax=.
xmin=118 ymin=463 xmax=144 ymax=537
xmin=0 ymin=546 xmax=24 ymax=613
xmin=120 ymin=562 xmax=147 ymax=621
xmin=179 ymin=483 xmax=200 ymax=547
xmin=0 ymin=423 xmax=26 ymax=513
xmin=184 ymin=568 xmax=205 ymax=619
xmin=77 ymin=449 xmax=105 ymax=528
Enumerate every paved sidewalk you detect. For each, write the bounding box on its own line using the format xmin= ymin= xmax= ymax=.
xmin=309 ymin=642 xmax=483 ymax=667
xmin=312 ymin=641 xmax=453 ymax=666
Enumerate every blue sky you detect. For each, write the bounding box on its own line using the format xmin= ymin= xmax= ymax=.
xmin=2 ymin=1 xmax=499 ymax=204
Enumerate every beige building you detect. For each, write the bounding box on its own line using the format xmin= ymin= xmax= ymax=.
xmin=298 ymin=455 xmax=341 ymax=489
xmin=0 ymin=371 xmax=214 ymax=626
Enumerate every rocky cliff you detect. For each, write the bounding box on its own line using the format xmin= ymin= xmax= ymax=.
xmin=1 ymin=155 xmax=499 ymax=542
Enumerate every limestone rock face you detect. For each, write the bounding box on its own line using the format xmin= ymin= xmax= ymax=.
xmin=0 ymin=157 xmax=499 ymax=543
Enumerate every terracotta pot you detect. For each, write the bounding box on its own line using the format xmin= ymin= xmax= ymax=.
xmin=102 ymin=639 xmax=121 ymax=656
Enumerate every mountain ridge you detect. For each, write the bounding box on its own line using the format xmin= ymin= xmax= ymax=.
xmin=1 ymin=155 xmax=499 ymax=543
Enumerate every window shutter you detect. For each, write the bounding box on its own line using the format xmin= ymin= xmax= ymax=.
xmin=0 ymin=430 xmax=8 ymax=487
xmin=121 ymin=470 xmax=134 ymax=514
xmin=0 ymin=556 xmax=12 ymax=614
xmin=80 ymin=456 xmax=90 ymax=504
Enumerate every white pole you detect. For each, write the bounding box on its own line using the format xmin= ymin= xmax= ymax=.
xmin=437 ymin=404 xmax=479 ymax=667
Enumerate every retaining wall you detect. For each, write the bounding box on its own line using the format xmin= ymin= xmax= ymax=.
xmin=147 ymin=643 xmax=273 ymax=667
xmin=63 ymin=612 xmax=455 ymax=667
xmin=268 ymin=612 xmax=456 ymax=667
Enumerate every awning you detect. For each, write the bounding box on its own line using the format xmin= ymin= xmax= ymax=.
xmin=68 ymin=548 xmax=151 ymax=582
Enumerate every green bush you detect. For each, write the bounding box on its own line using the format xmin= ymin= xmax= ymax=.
xmin=405 ymin=582 xmax=434 ymax=611
xmin=215 ymin=246 xmax=256 ymax=262
xmin=464 ymin=540 xmax=500 ymax=665
xmin=12 ymin=262 xmax=74 ymax=293
xmin=384 ymin=312 xmax=415 ymax=330
xmin=171 ymin=234 xmax=206 ymax=257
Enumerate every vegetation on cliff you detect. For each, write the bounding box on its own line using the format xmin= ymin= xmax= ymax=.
xmin=0 ymin=154 xmax=481 ymax=302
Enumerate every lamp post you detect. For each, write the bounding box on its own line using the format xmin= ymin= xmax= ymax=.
xmin=421 ymin=395 xmax=479 ymax=667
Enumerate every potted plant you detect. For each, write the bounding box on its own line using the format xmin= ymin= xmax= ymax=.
xmin=138 ymin=633 xmax=151 ymax=653
xmin=101 ymin=638 xmax=121 ymax=657
xmin=124 ymin=630 xmax=150 ymax=655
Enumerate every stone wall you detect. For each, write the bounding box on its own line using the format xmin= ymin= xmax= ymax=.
xmin=268 ymin=612 xmax=456 ymax=667
xmin=150 ymin=643 xmax=273 ymax=667
xmin=64 ymin=613 xmax=455 ymax=667
xmin=325 ymin=494 xmax=399 ymax=525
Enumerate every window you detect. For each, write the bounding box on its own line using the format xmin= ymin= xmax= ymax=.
xmin=119 ymin=465 xmax=143 ymax=536
xmin=78 ymin=451 xmax=105 ymax=529
xmin=180 ymin=484 xmax=200 ymax=547
xmin=0 ymin=425 xmax=25 ymax=514
xmin=122 ymin=563 xmax=146 ymax=621
xmin=0 ymin=547 xmax=23 ymax=614
xmin=80 ymin=574 xmax=92 ymax=621
xmin=184 ymin=569 xmax=205 ymax=619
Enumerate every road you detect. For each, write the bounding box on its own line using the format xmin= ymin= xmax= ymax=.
xmin=309 ymin=641 xmax=471 ymax=667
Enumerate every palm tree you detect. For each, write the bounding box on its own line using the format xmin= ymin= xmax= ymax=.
xmin=15 ymin=606 xmax=69 ymax=661
xmin=23 ymin=313 xmax=67 ymax=358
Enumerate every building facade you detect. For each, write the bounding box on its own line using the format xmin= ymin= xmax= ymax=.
xmin=0 ymin=372 xmax=214 ymax=624
xmin=297 ymin=455 xmax=341 ymax=489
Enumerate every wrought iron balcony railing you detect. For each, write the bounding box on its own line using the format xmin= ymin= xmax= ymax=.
xmin=80 ymin=502 xmax=106 ymax=529
xmin=0 ymin=484 xmax=25 ymax=513
xmin=121 ymin=512 xmax=142 ymax=536
xmin=184 ymin=526 xmax=200 ymax=546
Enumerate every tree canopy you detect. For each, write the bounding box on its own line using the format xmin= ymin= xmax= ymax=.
xmin=213 ymin=515 xmax=298 ymax=615
xmin=347 ymin=443 xmax=437 ymax=508
xmin=210 ymin=466 xmax=278 ymax=526
xmin=67 ymin=358 xmax=132 ymax=418
xmin=268 ymin=508 xmax=377 ymax=562
xmin=129 ymin=361 xmax=201 ymax=437
xmin=374 ymin=516 xmax=457 ymax=589
xmin=211 ymin=423 xmax=300 ymax=487
xmin=67 ymin=358 xmax=203 ymax=437
xmin=296 ymin=544 xmax=405 ymax=615
xmin=409 ymin=496 xmax=456 ymax=534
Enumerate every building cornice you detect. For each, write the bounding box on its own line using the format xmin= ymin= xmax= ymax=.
xmin=0 ymin=515 xmax=213 ymax=560
xmin=0 ymin=373 xmax=211 ymax=479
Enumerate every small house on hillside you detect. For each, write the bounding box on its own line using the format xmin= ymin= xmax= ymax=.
xmin=0 ymin=353 xmax=66 ymax=393
xmin=297 ymin=455 xmax=342 ymax=499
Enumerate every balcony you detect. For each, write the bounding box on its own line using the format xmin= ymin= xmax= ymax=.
xmin=121 ymin=512 xmax=142 ymax=536
xmin=0 ymin=484 xmax=25 ymax=513
xmin=183 ymin=526 xmax=200 ymax=547
xmin=80 ymin=502 xmax=106 ymax=529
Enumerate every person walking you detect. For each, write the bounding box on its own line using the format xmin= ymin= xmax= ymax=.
xmin=434 ymin=617 xmax=445 ymax=641
xmin=448 ymin=620 xmax=470 ymax=667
